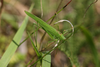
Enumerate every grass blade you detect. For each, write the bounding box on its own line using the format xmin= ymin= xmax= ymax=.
xmin=80 ymin=26 xmax=100 ymax=67
xmin=0 ymin=4 xmax=34 ymax=67
xmin=42 ymin=52 xmax=51 ymax=67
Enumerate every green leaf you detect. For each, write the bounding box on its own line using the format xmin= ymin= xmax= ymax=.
xmin=27 ymin=32 xmax=41 ymax=58
xmin=80 ymin=26 xmax=100 ymax=67
xmin=0 ymin=4 xmax=34 ymax=67
xmin=25 ymin=11 xmax=66 ymax=40
xmin=42 ymin=52 xmax=51 ymax=67
xmin=36 ymin=61 xmax=41 ymax=67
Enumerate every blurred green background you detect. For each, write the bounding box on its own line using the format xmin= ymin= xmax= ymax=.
xmin=0 ymin=0 xmax=100 ymax=67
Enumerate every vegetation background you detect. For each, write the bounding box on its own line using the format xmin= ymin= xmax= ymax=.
xmin=0 ymin=0 xmax=100 ymax=67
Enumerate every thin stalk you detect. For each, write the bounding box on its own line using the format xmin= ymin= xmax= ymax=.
xmin=34 ymin=23 xmax=39 ymax=47
xmin=34 ymin=30 xmax=38 ymax=47
xmin=79 ymin=0 xmax=98 ymax=29
xmin=83 ymin=0 xmax=98 ymax=18
xmin=47 ymin=0 xmax=72 ymax=23
xmin=25 ymin=55 xmax=37 ymax=67
xmin=19 ymin=27 xmax=40 ymax=46
xmin=49 ymin=0 xmax=64 ymax=25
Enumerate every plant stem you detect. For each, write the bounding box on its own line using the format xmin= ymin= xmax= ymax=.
xmin=19 ymin=27 xmax=40 ymax=46
xmin=83 ymin=0 xmax=98 ymax=18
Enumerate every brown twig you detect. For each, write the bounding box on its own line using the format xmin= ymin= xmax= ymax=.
xmin=63 ymin=0 xmax=72 ymax=9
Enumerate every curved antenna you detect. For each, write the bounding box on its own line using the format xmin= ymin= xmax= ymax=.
xmin=54 ymin=20 xmax=74 ymax=36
